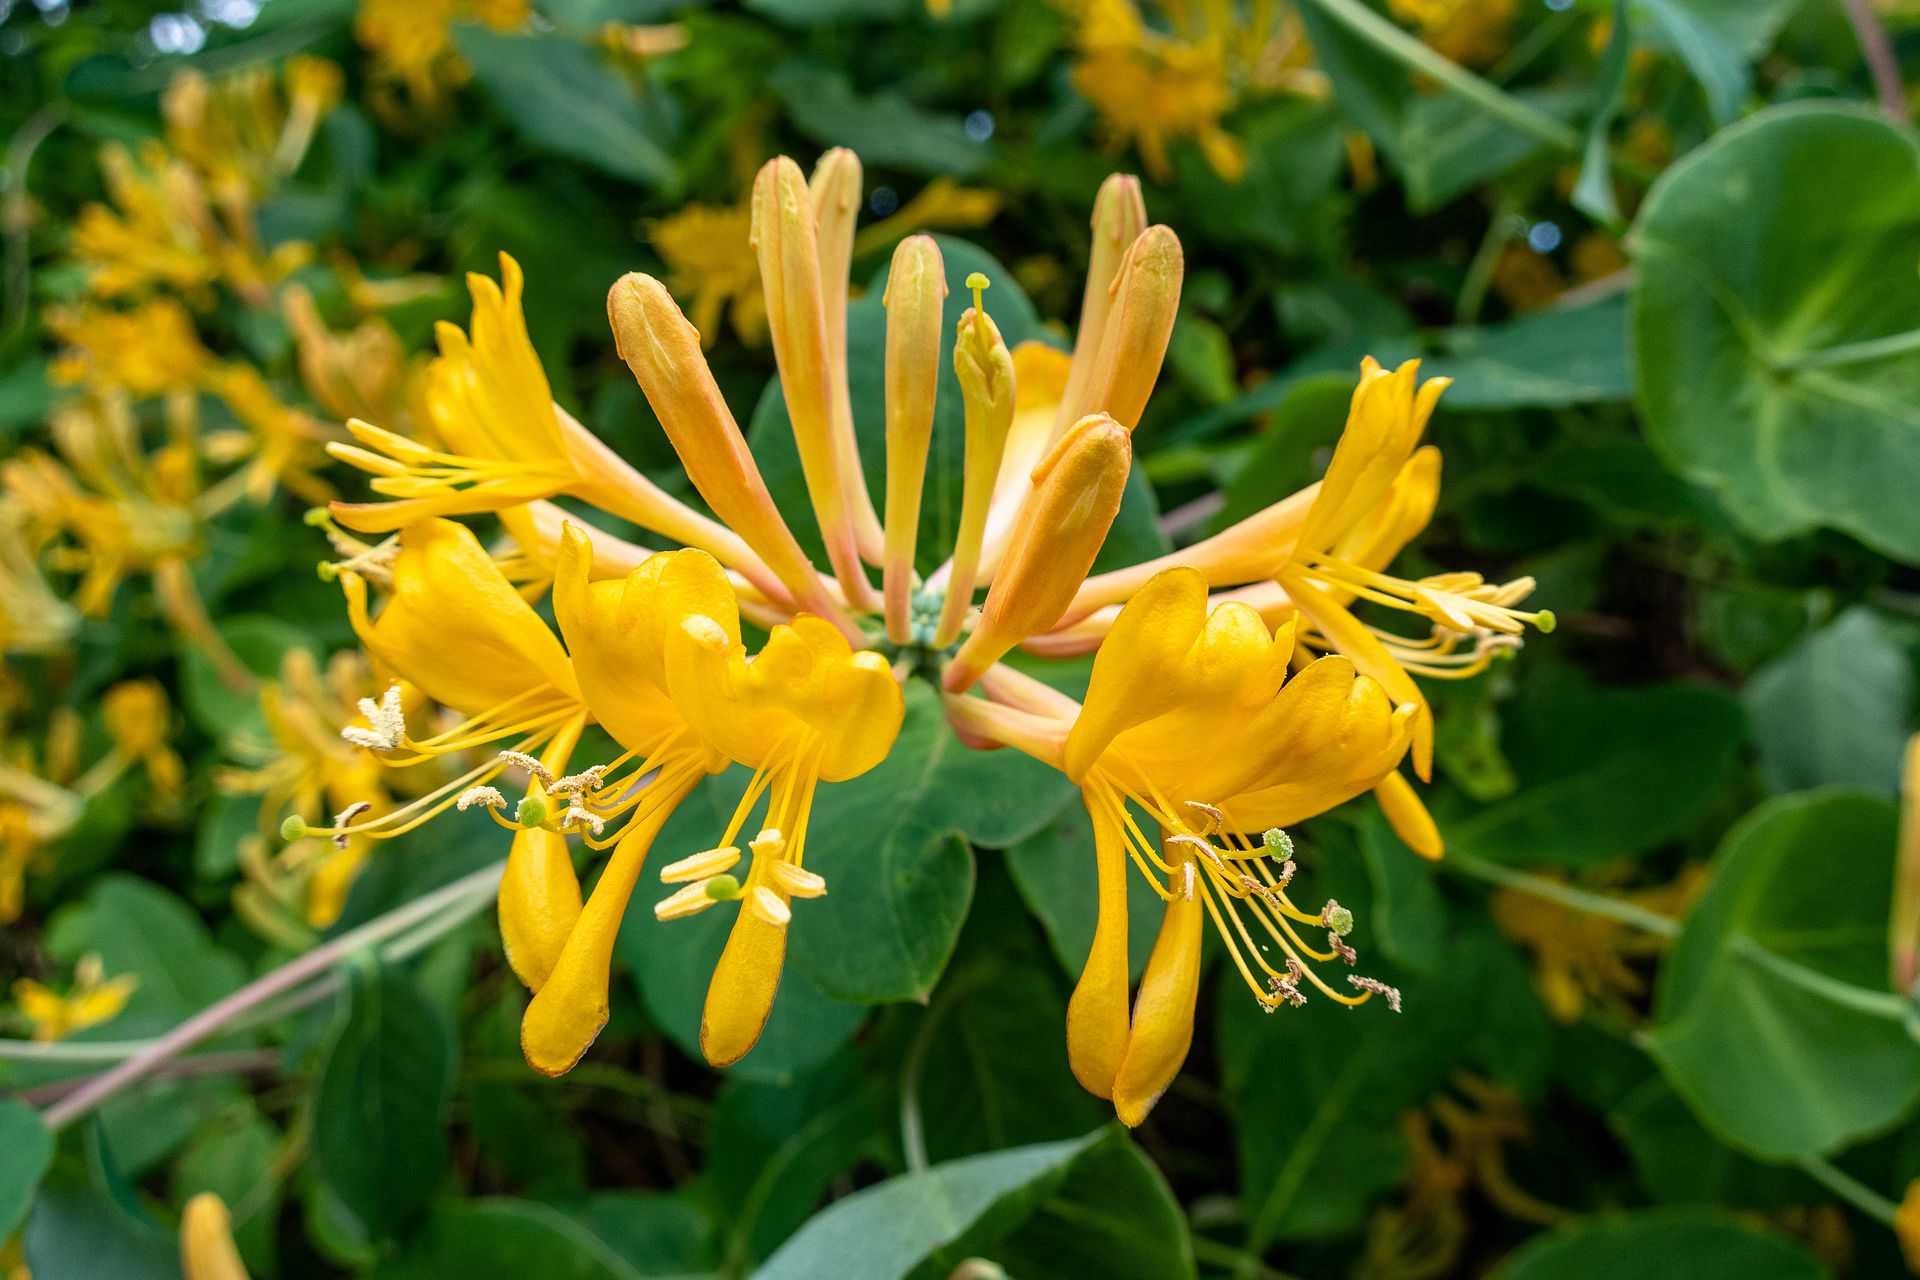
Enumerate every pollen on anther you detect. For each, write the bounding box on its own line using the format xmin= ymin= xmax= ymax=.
xmin=330 ymin=801 xmax=371 ymax=849
xmin=457 ymin=786 xmax=507 ymax=812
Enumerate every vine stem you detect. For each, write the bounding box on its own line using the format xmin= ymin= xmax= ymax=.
xmin=35 ymin=860 xmax=503 ymax=1130
xmin=1842 ymin=0 xmax=1909 ymax=125
xmin=1296 ymin=0 xmax=1580 ymax=153
xmin=1797 ymin=1153 xmax=1901 ymax=1226
xmin=1442 ymin=851 xmax=1681 ymax=938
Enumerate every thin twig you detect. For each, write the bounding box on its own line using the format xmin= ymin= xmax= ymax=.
xmin=1843 ymin=0 xmax=1909 ymax=124
xmin=1443 ymin=852 xmax=1681 ymax=937
xmin=11 ymin=1049 xmax=281 ymax=1107
xmin=39 ymin=861 xmax=503 ymax=1130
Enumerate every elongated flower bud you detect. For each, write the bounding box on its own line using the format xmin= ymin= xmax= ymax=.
xmin=182 ymin=1194 xmax=249 ymax=1280
xmin=944 ymin=413 xmax=1131 ymax=692
xmin=1058 ymin=225 xmax=1183 ymax=434
xmin=934 ymin=273 xmax=1016 ymax=648
xmin=1893 ymin=735 xmax=1920 ymax=992
xmin=1056 ymin=173 xmax=1146 ymax=438
xmin=881 ymin=235 xmax=946 ymax=643
xmin=753 ymin=156 xmax=876 ymax=609
xmin=606 ymin=272 xmax=857 ymax=639
xmin=808 ymin=149 xmax=886 ymax=561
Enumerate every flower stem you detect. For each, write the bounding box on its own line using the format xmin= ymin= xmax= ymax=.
xmin=1798 ymin=1153 xmax=1901 ymax=1225
xmin=1443 ymin=851 xmax=1682 ymax=938
xmin=35 ymin=860 xmax=503 ymax=1129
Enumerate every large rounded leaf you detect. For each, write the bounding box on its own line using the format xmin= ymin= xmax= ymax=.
xmin=1646 ymin=790 xmax=1920 ymax=1159
xmin=1496 ymin=1209 xmax=1823 ymax=1280
xmin=1632 ymin=104 xmax=1920 ymax=561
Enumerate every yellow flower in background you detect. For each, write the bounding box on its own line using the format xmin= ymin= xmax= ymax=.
xmin=163 ymin=57 xmax=342 ymax=206
xmin=181 ymin=1193 xmax=250 ymax=1280
xmin=102 ymin=679 xmax=187 ymax=803
xmin=355 ymin=0 xmax=531 ymax=114
xmin=0 ymin=498 xmax=80 ymax=657
xmin=1060 ymin=0 xmax=1323 ymax=181
xmin=1492 ymin=866 xmax=1704 ymax=1022
xmin=1388 ymin=0 xmax=1515 ymax=69
xmin=648 ymin=200 xmax=765 ymax=346
xmin=48 ymin=299 xmax=213 ymax=397
xmin=282 ymin=285 xmax=424 ymax=433
xmin=0 ymin=800 xmax=46 ymax=924
xmin=11 ymin=953 xmax=138 ymax=1042
xmin=948 ymin=568 xmax=1412 ymax=1123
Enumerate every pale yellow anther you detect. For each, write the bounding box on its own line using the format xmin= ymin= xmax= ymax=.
xmin=749 ymin=827 xmax=787 ymax=860
xmin=748 ymin=884 xmax=793 ymax=927
xmin=655 ymin=879 xmax=722 ymax=921
xmin=767 ymin=860 xmax=828 ymax=899
xmin=660 ymin=845 xmax=741 ymax=884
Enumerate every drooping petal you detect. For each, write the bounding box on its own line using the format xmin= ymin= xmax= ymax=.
xmin=700 ymin=881 xmax=790 ymax=1067
xmin=1066 ymin=792 xmax=1133 ymax=1099
xmin=1375 ymin=770 xmax=1443 ymax=860
xmin=1112 ymin=861 xmax=1202 ymax=1128
xmin=499 ymin=825 xmax=582 ymax=993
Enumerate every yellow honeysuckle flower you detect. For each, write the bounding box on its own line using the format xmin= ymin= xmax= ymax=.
xmin=949 ymin=568 xmax=1414 ymax=1123
xmin=218 ymin=649 xmax=398 ymax=930
xmin=282 ymin=285 xmax=422 ymax=430
xmin=0 ymin=800 xmax=44 ymax=924
xmin=354 ymin=0 xmax=531 ymax=114
xmin=849 ymin=178 xmax=1003 ymax=260
xmin=181 ymin=1193 xmax=249 ymax=1280
xmin=47 ymin=299 xmax=214 ymax=398
xmin=204 ymin=364 xmax=340 ymax=507
xmin=11 ymin=953 xmax=138 ymax=1042
xmin=163 ymin=58 xmax=342 ymax=206
xmin=1046 ymin=358 xmax=1553 ymax=857
xmin=1061 ymin=0 xmax=1323 ymax=182
xmin=102 ymin=680 xmax=186 ymax=803
xmin=647 ymin=200 xmax=766 ymax=348
xmin=290 ymin=152 xmax=1546 ymax=1088
xmin=0 ymin=498 xmax=80 ymax=657
xmin=327 ymin=255 xmax=756 ymax=579
xmin=1492 ymin=865 xmax=1705 ymax=1023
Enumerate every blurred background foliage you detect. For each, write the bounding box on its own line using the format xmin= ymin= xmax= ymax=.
xmin=3 ymin=0 xmax=1920 ymax=1277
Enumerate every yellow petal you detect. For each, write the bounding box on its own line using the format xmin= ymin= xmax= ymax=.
xmin=1284 ymin=573 xmax=1433 ymax=779
xmin=701 ymin=889 xmax=789 ymax=1067
xmin=1112 ymin=863 xmax=1203 ymax=1128
xmin=1058 ymin=225 xmax=1183 ymax=434
xmin=945 ymin=413 xmax=1132 ymax=692
xmin=1292 ymin=360 xmax=1447 ymax=564
xmin=181 ymin=1193 xmax=250 ymax=1280
xmin=1375 ymin=770 xmax=1443 ymax=860
xmin=499 ymin=826 xmax=582 ymax=993
xmin=521 ymin=788 xmax=687 ymax=1076
xmin=881 ymin=235 xmax=946 ymax=643
xmin=343 ymin=518 xmax=579 ymax=715
xmin=1066 ymin=793 xmax=1133 ymax=1099
xmin=1068 ymin=483 xmax=1317 ymax=618
xmin=553 ymin=524 xmax=737 ymax=756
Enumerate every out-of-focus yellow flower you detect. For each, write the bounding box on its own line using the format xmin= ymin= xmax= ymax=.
xmin=163 ymin=57 xmax=342 ymax=205
xmin=181 ymin=1193 xmax=250 ymax=1280
xmin=648 ymin=201 xmax=766 ymax=347
xmin=851 ymin=179 xmax=1003 ymax=258
xmin=283 ymin=284 xmax=423 ymax=430
xmin=0 ymin=498 xmax=80 ymax=657
xmin=70 ymin=143 xmax=224 ymax=303
xmin=47 ymin=299 xmax=213 ymax=397
xmin=1387 ymin=0 xmax=1515 ymax=69
xmin=11 ymin=953 xmax=138 ymax=1042
xmin=948 ymin=568 xmax=1414 ymax=1123
xmin=355 ymin=0 xmax=531 ymax=114
xmin=1060 ymin=0 xmax=1321 ymax=181
xmin=599 ymin=21 xmax=689 ymax=61
xmin=102 ymin=679 xmax=186 ymax=802
xmin=0 ymin=800 xmax=44 ymax=924
xmin=1492 ymin=867 xmax=1704 ymax=1023
xmin=1491 ymin=244 xmax=1565 ymax=313
xmin=203 ymin=364 xmax=340 ymax=507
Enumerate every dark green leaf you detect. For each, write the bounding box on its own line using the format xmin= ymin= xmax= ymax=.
xmin=1744 ymin=608 xmax=1913 ymax=797
xmin=1496 ymin=1208 xmax=1824 ymax=1279
xmin=0 ymin=1100 xmax=53 ymax=1238
xmin=312 ymin=958 xmax=455 ymax=1239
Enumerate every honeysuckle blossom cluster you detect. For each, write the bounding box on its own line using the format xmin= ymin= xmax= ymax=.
xmin=292 ymin=150 xmax=1551 ymax=1122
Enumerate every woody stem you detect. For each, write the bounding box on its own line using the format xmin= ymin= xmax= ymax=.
xmin=30 ymin=859 xmax=503 ymax=1127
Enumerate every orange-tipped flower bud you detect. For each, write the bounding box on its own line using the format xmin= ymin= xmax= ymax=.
xmin=1056 ymin=174 xmax=1146 ymax=438
xmin=753 ymin=156 xmax=876 ymax=609
xmin=809 ymin=148 xmax=886 ymax=559
xmin=944 ymin=413 xmax=1132 ymax=692
xmin=1059 ymin=225 xmax=1183 ymax=434
xmin=606 ymin=272 xmax=855 ymax=637
xmin=881 ymin=236 xmax=947 ymax=643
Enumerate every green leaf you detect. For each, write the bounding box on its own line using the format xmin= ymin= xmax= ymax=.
xmin=790 ymin=681 xmax=1073 ymax=1003
xmin=1496 ymin=1208 xmax=1824 ymax=1280
xmin=46 ymin=874 xmax=247 ymax=1036
xmin=1632 ymin=0 xmax=1799 ymax=123
xmin=0 ymin=1100 xmax=53 ymax=1238
xmin=378 ymin=1198 xmax=700 ymax=1280
xmin=453 ymin=26 xmax=677 ymax=189
xmin=23 ymin=1188 xmax=181 ymax=1280
xmin=767 ymin=62 xmax=992 ymax=176
xmin=177 ymin=615 xmax=318 ymax=751
xmin=1608 ymin=1078 xmax=1812 ymax=1210
xmin=173 ymin=1106 xmax=281 ymax=1272
xmin=1444 ymin=675 xmax=1745 ymax=867
xmin=312 ymin=958 xmax=455 ymax=1240
xmin=1744 ymin=608 xmax=1913 ymax=797
xmin=1646 ymin=790 xmax=1920 ymax=1159
xmin=752 ymin=1127 xmax=1194 ymax=1280
xmin=1424 ymin=295 xmax=1634 ymax=410
xmin=1632 ymin=104 xmax=1920 ymax=561
xmin=1573 ymin=0 xmax=1633 ymax=226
